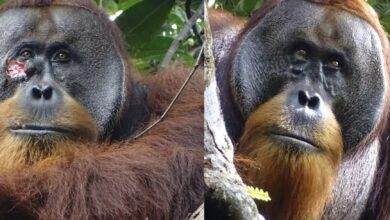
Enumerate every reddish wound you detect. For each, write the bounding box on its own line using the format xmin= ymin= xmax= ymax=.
xmin=7 ymin=60 xmax=26 ymax=78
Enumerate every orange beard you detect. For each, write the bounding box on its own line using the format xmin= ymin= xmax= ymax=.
xmin=236 ymin=94 xmax=343 ymax=220
xmin=0 ymin=93 xmax=98 ymax=169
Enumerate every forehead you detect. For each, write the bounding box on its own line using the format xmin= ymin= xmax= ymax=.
xmin=257 ymin=0 xmax=382 ymax=53
xmin=0 ymin=6 xmax=106 ymax=44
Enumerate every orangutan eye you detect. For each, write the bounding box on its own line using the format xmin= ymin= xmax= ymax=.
xmin=19 ymin=48 xmax=34 ymax=60
xmin=327 ymin=60 xmax=341 ymax=69
xmin=325 ymin=55 xmax=343 ymax=71
xmin=293 ymin=49 xmax=308 ymax=61
xmin=52 ymin=50 xmax=70 ymax=62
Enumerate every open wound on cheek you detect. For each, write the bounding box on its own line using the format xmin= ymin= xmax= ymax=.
xmin=6 ymin=60 xmax=26 ymax=78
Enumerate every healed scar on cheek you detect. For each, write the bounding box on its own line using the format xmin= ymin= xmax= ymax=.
xmin=6 ymin=60 xmax=26 ymax=78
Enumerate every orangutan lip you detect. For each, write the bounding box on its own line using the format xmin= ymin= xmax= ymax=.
xmin=10 ymin=124 xmax=69 ymax=135
xmin=271 ymin=132 xmax=319 ymax=149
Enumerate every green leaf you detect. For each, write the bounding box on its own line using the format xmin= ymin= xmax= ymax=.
xmin=238 ymin=0 xmax=264 ymax=15
xmin=101 ymin=0 xmax=119 ymax=15
xmin=380 ymin=15 xmax=390 ymax=33
xmin=118 ymin=0 xmax=143 ymax=11
xmin=131 ymin=36 xmax=173 ymax=57
xmin=176 ymin=52 xmax=195 ymax=65
xmin=116 ymin=0 xmax=175 ymax=46
xmin=247 ymin=186 xmax=271 ymax=202
xmin=172 ymin=5 xmax=188 ymax=24
xmin=129 ymin=36 xmax=173 ymax=72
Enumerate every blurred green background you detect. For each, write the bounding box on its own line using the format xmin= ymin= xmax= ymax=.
xmin=102 ymin=0 xmax=204 ymax=73
xmin=209 ymin=0 xmax=390 ymax=33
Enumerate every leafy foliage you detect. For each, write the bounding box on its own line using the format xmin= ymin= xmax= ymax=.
xmin=97 ymin=0 xmax=203 ymax=73
xmin=368 ymin=0 xmax=390 ymax=33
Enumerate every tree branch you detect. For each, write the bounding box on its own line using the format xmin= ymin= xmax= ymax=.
xmin=159 ymin=1 xmax=204 ymax=70
xmin=185 ymin=0 xmax=203 ymax=44
xmin=134 ymin=45 xmax=204 ymax=140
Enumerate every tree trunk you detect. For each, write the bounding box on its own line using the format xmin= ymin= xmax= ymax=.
xmin=203 ymin=2 xmax=265 ymax=219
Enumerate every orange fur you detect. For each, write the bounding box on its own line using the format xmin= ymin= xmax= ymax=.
xmin=0 ymin=67 xmax=204 ymax=220
xmin=208 ymin=9 xmax=245 ymax=63
xmin=236 ymin=93 xmax=343 ymax=220
xmin=0 ymin=90 xmax=97 ymax=169
xmin=208 ymin=9 xmax=245 ymax=38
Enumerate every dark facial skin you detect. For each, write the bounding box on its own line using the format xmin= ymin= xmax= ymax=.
xmin=0 ymin=6 xmax=125 ymax=137
xmin=231 ymin=0 xmax=386 ymax=150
